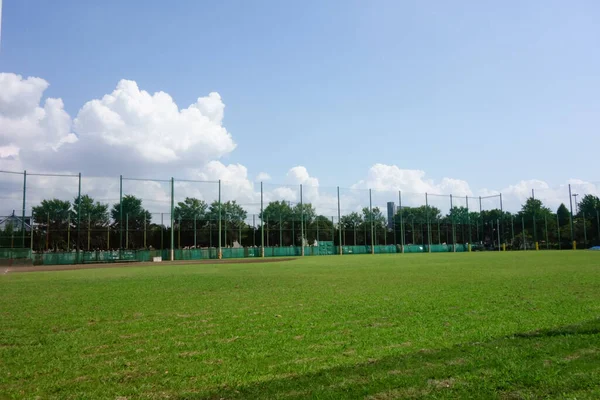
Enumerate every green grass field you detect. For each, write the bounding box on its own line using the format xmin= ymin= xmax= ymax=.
xmin=1 ymin=252 xmax=600 ymax=399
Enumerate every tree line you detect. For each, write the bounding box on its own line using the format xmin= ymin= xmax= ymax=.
xmin=1 ymin=193 xmax=599 ymax=251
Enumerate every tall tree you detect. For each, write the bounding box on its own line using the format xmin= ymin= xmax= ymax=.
xmin=32 ymin=199 xmax=71 ymax=227
xmin=72 ymin=195 xmax=109 ymax=229
xmin=340 ymin=212 xmax=362 ymax=230
xmin=111 ymin=195 xmax=152 ymax=230
xmin=260 ymin=201 xmax=293 ymax=225
xmin=174 ymin=197 xmax=208 ymax=228
xmin=556 ymin=203 xmax=570 ymax=226
xmin=576 ymin=194 xmax=600 ymax=218
xmin=208 ymin=200 xmax=247 ymax=225
xmin=361 ymin=206 xmax=386 ymax=227
xmin=32 ymin=199 xmax=72 ymax=250
xmin=518 ymin=197 xmax=552 ymax=220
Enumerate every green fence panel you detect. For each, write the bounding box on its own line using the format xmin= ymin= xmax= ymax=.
xmin=222 ymin=248 xmax=245 ymax=259
xmin=374 ymin=245 xmax=397 ymax=254
xmin=246 ymin=247 xmax=260 ymax=257
xmin=0 ymin=248 xmax=32 ymax=259
xmin=403 ymin=244 xmax=425 ymax=253
xmin=341 ymin=245 xmax=370 ymax=255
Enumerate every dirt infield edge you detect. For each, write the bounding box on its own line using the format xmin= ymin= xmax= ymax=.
xmin=3 ymin=257 xmax=298 ymax=274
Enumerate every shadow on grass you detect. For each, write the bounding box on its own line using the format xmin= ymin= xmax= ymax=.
xmin=183 ymin=318 xmax=600 ymax=400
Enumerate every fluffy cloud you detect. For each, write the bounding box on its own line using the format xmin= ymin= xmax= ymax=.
xmin=0 ymin=74 xmax=236 ymax=177
xmin=351 ymin=164 xmax=472 ymax=196
xmin=0 ymin=73 xmax=77 ymax=168
xmin=73 ymin=80 xmax=235 ymax=166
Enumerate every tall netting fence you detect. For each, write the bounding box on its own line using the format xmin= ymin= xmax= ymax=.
xmin=338 ymin=187 xmax=372 ymax=250
xmin=220 ymin=180 xmax=258 ymax=256
xmin=27 ymin=173 xmax=81 ymax=253
xmin=478 ymin=195 xmax=503 ymax=250
xmin=4 ymin=169 xmax=600 ymax=264
xmin=0 ymin=170 xmax=28 ymax=251
xmin=261 ymin=183 xmax=302 ymax=254
xmin=569 ymin=181 xmax=600 ymax=249
xmin=172 ymin=179 xmax=219 ymax=252
xmin=78 ymin=176 xmax=119 ymax=252
xmin=120 ymin=176 xmax=173 ymax=251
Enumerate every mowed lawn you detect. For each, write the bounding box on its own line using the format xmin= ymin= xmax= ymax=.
xmin=1 ymin=253 xmax=600 ymax=399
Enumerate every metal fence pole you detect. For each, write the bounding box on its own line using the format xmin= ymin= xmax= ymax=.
xmin=218 ymin=179 xmax=222 ymax=259
xmin=399 ymin=191 xmax=404 ymax=252
xmin=22 ymin=170 xmax=27 ymax=248
xmin=466 ymin=196 xmax=471 ymax=251
xmin=426 ymin=193 xmax=431 ymax=252
xmin=369 ymin=189 xmax=374 ymax=254
xmin=497 ymin=219 xmax=500 ymax=252
xmin=119 ymin=175 xmax=123 ymax=251
xmin=260 ymin=182 xmax=264 ymax=257
xmin=170 ymin=177 xmax=174 ymax=261
xmin=76 ymin=172 xmax=81 ymax=260
xmin=500 ymin=193 xmax=504 ymax=250
xmin=450 ymin=194 xmax=455 ymax=252
xmin=337 ymin=186 xmax=342 ymax=255
xmin=569 ymin=184 xmax=575 ymax=249
xmin=532 ymin=189 xmax=537 ymax=249
xmin=300 ymin=184 xmax=304 ymax=256
xmin=478 ymin=196 xmax=483 ymax=244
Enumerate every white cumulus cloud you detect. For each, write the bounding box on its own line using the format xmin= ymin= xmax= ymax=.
xmin=0 ymin=73 xmax=77 ymax=169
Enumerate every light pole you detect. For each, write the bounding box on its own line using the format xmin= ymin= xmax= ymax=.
xmin=572 ymin=194 xmax=579 ymax=215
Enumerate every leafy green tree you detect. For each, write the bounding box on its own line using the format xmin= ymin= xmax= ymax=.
xmin=576 ymin=195 xmax=600 ymax=218
xmin=174 ymin=197 xmax=208 ymax=229
xmin=340 ymin=212 xmax=362 ymax=230
xmin=260 ymin=201 xmax=293 ymax=224
xmin=309 ymin=215 xmax=335 ymax=241
xmin=292 ymin=203 xmax=316 ymax=225
xmin=361 ymin=207 xmax=386 ymax=227
xmin=111 ymin=195 xmax=152 ymax=230
xmin=207 ymin=201 xmax=248 ymax=244
xmin=556 ymin=203 xmax=570 ymax=226
xmin=32 ymin=199 xmax=72 ymax=250
xmin=72 ymin=195 xmax=109 ymax=228
xmin=518 ymin=197 xmax=552 ymax=220
xmin=208 ymin=200 xmax=247 ymax=225
xmin=340 ymin=212 xmax=363 ymax=245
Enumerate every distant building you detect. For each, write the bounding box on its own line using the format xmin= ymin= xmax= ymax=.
xmin=0 ymin=211 xmax=32 ymax=232
xmin=386 ymin=202 xmax=396 ymax=229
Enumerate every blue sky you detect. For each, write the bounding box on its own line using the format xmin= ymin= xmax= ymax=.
xmin=1 ymin=0 xmax=599 ymax=193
